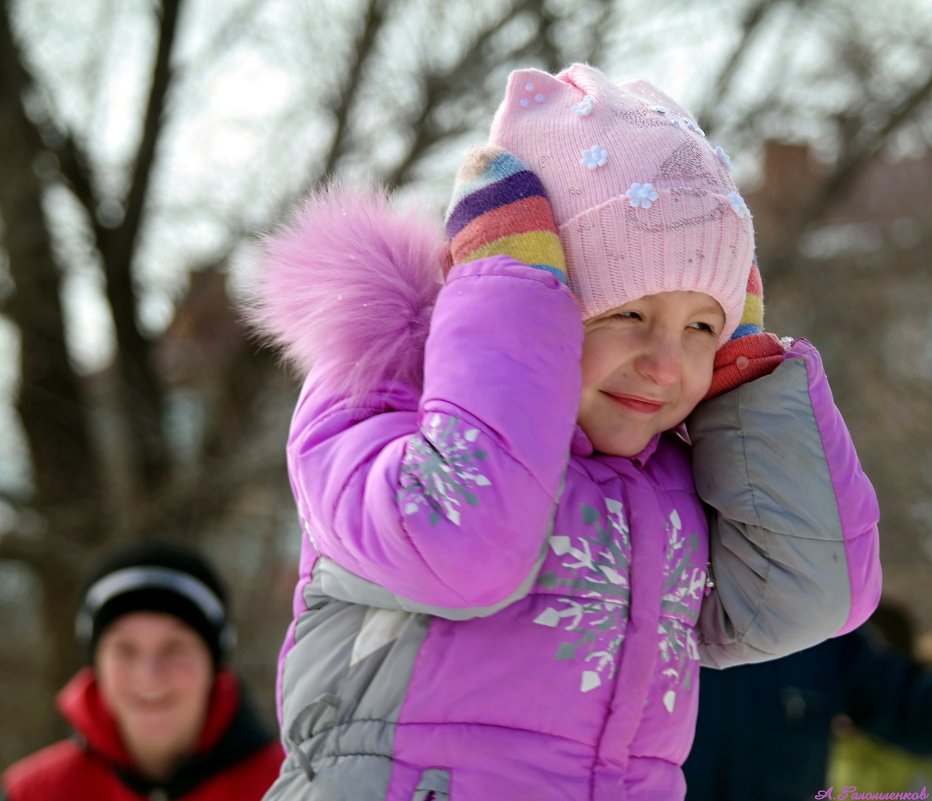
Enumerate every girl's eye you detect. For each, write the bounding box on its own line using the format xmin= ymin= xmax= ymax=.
xmin=689 ymin=321 xmax=717 ymax=335
xmin=612 ymin=311 xmax=642 ymax=321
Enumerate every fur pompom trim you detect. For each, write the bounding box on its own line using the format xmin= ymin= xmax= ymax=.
xmin=244 ymin=184 xmax=444 ymax=400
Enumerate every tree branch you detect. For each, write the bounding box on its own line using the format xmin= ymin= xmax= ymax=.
xmin=381 ymin=0 xmax=537 ymax=189
xmin=0 ymin=1 xmax=103 ymax=519
xmin=55 ymin=131 xmax=112 ymax=252
xmin=316 ymin=0 xmax=386 ymax=184
xmin=586 ymin=1 xmax=620 ymax=70
xmin=97 ymin=0 xmax=185 ymax=489
xmin=0 ymin=528 xmax=89 ymax=573
xmin=0 ymin=486 xmax=31 ymax=511
xmin=530 ymin=0 xmax=562 ymax=73
xmin=182 ymin=0 xmax=269 ymax=76
xmin=0 ymin=0 xmax=112 ymax=271
xmin=805 ymin=66 xmax=932 ymax=218
xmin=697 ymin=0 xmax=778 ymax=134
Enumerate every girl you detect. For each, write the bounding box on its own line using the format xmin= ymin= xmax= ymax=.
xmin=248 ymin=64 xmax=881 ymax=801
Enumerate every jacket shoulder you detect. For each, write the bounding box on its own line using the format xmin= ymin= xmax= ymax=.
xmin=2 ymin=740 xmax=93 ymax=801
xmin=195 ymin=741 xmax=284 ymax=800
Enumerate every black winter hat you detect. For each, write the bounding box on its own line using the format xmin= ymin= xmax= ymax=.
xmin=75 ymin=539 xmax=235 ymax=667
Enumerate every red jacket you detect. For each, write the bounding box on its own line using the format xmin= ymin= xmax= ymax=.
xmin=2 ymin=668 xmax=283 ymax=801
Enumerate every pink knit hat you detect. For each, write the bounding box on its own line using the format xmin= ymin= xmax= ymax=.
xmin=489 ymin=63 xmax=754 ymax=340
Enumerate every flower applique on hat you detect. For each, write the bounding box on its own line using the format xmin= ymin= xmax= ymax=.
xmin=625 ymin=182 xmax=658 ymax=209
xmin=581 ymin=145 xmax=608 ymax=169
xmin=573 ymin=95 xmax=596 ymax=116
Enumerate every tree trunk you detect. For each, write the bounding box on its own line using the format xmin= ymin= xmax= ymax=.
xmin=0 ymin=0 xmax=105 ymax=739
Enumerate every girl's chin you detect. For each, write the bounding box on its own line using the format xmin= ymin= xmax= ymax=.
xmin=586 ymin=431 xmax=653 ymax=458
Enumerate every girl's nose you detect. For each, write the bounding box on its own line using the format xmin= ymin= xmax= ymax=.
xmin=634 ymin=333 xmax=681 ymax=386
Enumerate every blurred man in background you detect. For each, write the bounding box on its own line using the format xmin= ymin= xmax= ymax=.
xmin=1 ymin=540 xmax=282 ymax=801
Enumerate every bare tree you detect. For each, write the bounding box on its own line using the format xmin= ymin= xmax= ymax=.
xmin=0 ymin=0 xmax=625 ymax=762
xmin=0 ymin=0 xmax=278 ymax=751
xmin=0 ymin=0 xmax=111 ymax=728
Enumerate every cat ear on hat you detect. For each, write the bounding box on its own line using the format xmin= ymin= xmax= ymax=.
xmin=502 ymin=67 xmax=567 ymax=111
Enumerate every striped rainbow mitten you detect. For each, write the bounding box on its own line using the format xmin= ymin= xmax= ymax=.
xmin=444 ymin=147 xmax=567 ymax=284
xmin=705 ymin=259 xmax=786 ymax=399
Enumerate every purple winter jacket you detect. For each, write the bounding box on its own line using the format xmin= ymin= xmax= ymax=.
xmin=252 ymin=189 xmax=881 ymax=801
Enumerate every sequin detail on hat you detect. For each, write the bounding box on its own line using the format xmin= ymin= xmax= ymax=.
xmin=672 ymin=117 xmax=706 ymax=137
xmin=625 ymin=182 xmax=659 ymax=209
xmin=581 ymin=145 xmax=608 ymax=169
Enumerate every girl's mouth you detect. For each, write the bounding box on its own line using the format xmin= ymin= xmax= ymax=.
xmin=603 ymin=392 xmax=665 ymax=414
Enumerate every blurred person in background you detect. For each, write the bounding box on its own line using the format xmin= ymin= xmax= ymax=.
xmin=828 ymin=603 xmax=932 ymax=792
xmin=683 ymin=601 xmax=932 ymax=800
xmin=1 ymin=540 xmax=283 ymax=801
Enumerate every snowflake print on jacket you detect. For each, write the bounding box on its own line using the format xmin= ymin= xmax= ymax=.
xmin=399 ymin=414 xmax=491 ymax=526
xmin=535 ymin=497 xmax=632 ymax=693
xmin=657 ymin=508 xmax=705 ymax=713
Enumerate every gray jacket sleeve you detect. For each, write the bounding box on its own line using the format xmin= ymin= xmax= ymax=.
xmin=689 ymin=339 xmax=881 ymax=668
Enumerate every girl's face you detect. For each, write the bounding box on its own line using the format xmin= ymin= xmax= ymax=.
xmin=578 ymin=291 xmax=724 ymax=457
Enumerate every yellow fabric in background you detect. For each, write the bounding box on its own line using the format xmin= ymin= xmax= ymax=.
xmin=829 ymin=730 xmax=932 ymax=793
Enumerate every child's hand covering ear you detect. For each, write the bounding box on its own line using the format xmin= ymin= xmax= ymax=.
xmin=705 ymin=260 xmax=786 ymax=400
xmin=444 ymin=147 xmax=568 ymax=284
